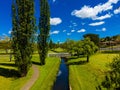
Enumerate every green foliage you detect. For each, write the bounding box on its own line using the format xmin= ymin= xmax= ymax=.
xmin=64 ymin=39 xmax=76 ymax=55
xmin=102 ymin=55 xmax=120 ymax=89
xmin=82 ymin=38 xmax=98 ymax=62
xmin=49 ymin=39 xmax=56 ymax=50
xmin=62 ymin=38 xmax=98 ymax=62
xmin=38 ymin=0 xmax=50 ymax=65
xmin=11 ymin=0 xmax=36 ymax=76
xmin=83 ymin=33 xmax=100 ymax=46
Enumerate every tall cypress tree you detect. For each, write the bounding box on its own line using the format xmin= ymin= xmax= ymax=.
xmin=38 ymin=0 xmax=50 ymax=65
xmin=12 ymin=0 xmax=36 ymax=77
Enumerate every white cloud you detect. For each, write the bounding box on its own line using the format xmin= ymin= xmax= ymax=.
xmin=63 ymin=30 xmax=66 ymax=32
xmin=8 ymin=30 xmax=12 ymax=34
xmin=73 ymin=22 xmax=77 ymax=26
xmin=109 ymin=0 xmax=119 ymax=4
xmin=77 ymin=29 xmax=86 ymax=33
xmin=53 ymin=0 xmax=56 ymax=3
xmin=96 ymin=28 xmax=107 ymax=32
xmin=50 ymin=30 xmax=59 ymax=35
xmin=71 ymin=30 xmax=75 ymax=32
xmin=114 ymin=7 xmax=120 ymax=14
xmin=89 ymin=21 xmax=105 ymax=26
xmin=93 ymin=14 xmax=112 ymax=20
xmin=50 ymin=18 xmax=62 ymax=25
xmin=102 ymin=28 xmax=106 ymax=31
xmin=71 ymin=0 xmax=119 ymax=19
xmin=67 ymin=33 xmax=71 ymax=36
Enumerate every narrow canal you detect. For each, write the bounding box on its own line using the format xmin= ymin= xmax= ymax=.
xmin=53 ymin=58 xmax=69 ymax=90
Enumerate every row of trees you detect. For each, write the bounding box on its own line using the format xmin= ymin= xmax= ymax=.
xmin=0 ymin=36 xmax=11 ymax=53
xmin=11 ymin=0 xmax=50 ymax=77
xmin=101 ymin=35 xmax=120 ymax=42
xmin=61 ymin=38 xmax=98 ymax=62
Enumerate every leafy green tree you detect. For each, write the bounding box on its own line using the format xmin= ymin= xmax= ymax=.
xmin=64 ymin=39 xmax=76 ymax=55
xmin=49 ymin=39 xmax=54 ymax=49
xmin=74 ymin=41 xmax=84 ymax=57
xmin=102 ymin=55 xmax=120 ymax=89
xmin=82 ymin=38 xmax=98 ymax=62
xmin=12 ymin=0 xmax=36 ymax=77
xmin=38 ymin=0 xmax=50 ymax=65
xmin=83 ymin=33 xmax=99 ymax=46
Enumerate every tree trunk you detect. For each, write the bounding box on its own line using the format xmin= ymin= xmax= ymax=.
xmin=20 ymin=64 xmax=27 ymax=77
xmin=87 ymin=55 xmax=89 ymax=62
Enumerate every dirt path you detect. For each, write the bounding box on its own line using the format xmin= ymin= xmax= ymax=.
xmin=21 ymin=64 xmax=39 ymax=90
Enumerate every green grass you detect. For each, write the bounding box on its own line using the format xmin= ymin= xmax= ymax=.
xmin=0 ymin=54 xmax=33 ymax=90
xmin=0 ymin=54 xmax=60 ymax=90
xmin=31 ymin=55 xmax=60 ymax=90
xmin=49 ymin=47 xmax=66 ymax=53
xmin=10 ymin=68 xmax=33 ymax=90
xmin=68 ymin=53 xmax=118 ymax=90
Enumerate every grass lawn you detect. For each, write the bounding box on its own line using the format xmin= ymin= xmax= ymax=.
xmin=49 ymin=47 xmax=66 ymax=53
xmin=68 ymin=53 xmax=119 ymax=90
xmin=0 ymin=54 xmax=34 ymax=90
xmin=31 ymin=55 xmax=60 ymax=90
xmin=0 ymin=54 xmax=60 ymax=90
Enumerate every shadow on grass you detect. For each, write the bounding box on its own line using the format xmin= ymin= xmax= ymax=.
xmin=0 ymin=67 xmax=20 ymax=78
xmin=101 ymin=50 xmax=120 ymax=54
xmin=67 ymin=60 xmax=87 ymax=66
xmin=66 ymin=55 xmax=86 ymax=61
xmin=32 ymin=61 xmax=41 ymax=66
xmin=0 ymin=53 xmax=12 ymax=55
xmin=0 ymin=63 xmax=16 ymax=67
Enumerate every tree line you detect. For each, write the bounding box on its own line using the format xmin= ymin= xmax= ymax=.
xmin=60 ymin=37 xmax=98 ymax=62
xmin=10 ymin=0 xmax=50 ymax=77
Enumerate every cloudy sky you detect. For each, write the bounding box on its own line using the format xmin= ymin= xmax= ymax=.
xmin=0 ymin=0 xmax=120 ymax=42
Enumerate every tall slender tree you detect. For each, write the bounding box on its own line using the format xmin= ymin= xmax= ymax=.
xmin=12 ymin=0 xmax=36 ymax=77
xmin=38 ymin=0 xmax=50 ymax=65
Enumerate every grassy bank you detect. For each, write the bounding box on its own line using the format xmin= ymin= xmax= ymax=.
xmin=0 ymin=54 xmax=60 ymax=90
xmin=31 ymin=55 xmax=60 ymax=90
xmin=68 ymin=53 xmax=118 ymax=90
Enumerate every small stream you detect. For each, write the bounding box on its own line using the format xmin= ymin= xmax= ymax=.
xmin=53 ymin=58 xmax=69 ymax=90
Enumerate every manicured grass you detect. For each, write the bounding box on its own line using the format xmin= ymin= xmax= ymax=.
xmin=0 ymin=54 xmax=60 ymax=90
xmin=68 ymin=53 xmax=118 ymax=90
xmin=0 ymin=55 xmax=33 ymax=90
xmin=10 ymin=68 xmax=33 ymax=90
xmin=31 ymin=55 xmax=60 ymax=90
xmin=49 ymin=48 xmax=66 ymax=53
xmin=0 ymin=55 xmax=16 ymax=90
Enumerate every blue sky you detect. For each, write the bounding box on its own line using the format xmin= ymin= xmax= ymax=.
xmin=0 ymin=0 xmax=120 ymax=43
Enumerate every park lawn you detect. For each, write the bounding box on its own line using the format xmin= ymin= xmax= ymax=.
xmin=68 ymin=53 xmax=118 ymax=90
xmin=0 ymin=55 xmax=15 ymax=90
xmin=0 ymin=54 xmax=34 ymax=90
xmin=31 ymin=55 xmax=60 ymax=90
xmin=0 ymin=54 xmax=60 ymax=90
xmin=49 ymin=47 xmax=66 ymax=53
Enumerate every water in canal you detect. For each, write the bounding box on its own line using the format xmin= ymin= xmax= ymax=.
xmin=53 ymin=58 xmax=69 ymax=90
